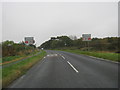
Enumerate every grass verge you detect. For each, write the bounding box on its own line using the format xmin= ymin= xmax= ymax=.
xmin=59 ymin=49 xmax=119 ymax=62
xmin=2 ymin=56 xmax=22 ymax=63
xmin=2 ymin=50 xmax=40 ymax=63
xmin=0 ymin=58 xmax=1 ymax=63
xmin=2 ymin=50 xmax=46 ymax=88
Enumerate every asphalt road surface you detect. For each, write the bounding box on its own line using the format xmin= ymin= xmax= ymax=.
xmin=8 ymin=50 xmax=118 ymax=88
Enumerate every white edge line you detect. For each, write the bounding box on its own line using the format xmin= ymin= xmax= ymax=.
xmin=44 ymin=57 xmax=46 ymax=59
xmin=67 ymin=61 xmax=79 ymax=73
xmin=21 ymin=75 xmax=25 ymax=79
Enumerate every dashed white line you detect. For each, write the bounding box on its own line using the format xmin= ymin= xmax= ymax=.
xmin=67 ymin=61 xmax=79 ymax=73
xmin=62 ymin=56 xmax=65 ymax=59
xmin=47 ymin=55 xmax=50 ymax=56
xmin=55 ymin=54 xmax=58 ymax=56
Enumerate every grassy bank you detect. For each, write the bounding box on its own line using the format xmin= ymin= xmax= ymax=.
xmin=0 ymin=68 xmax=1 ymax=90
xmin=2 ymin=56 xmax=23 ymax=63
xmin=59 ymin=49 xmax=119 ymax=62
xmin=2 ymin=50 xmax=46 ymax=88
xmin=0 ymin=58 xmax=1 ymax=63
xmin=2 ymin=50 xmax=40 ymax=63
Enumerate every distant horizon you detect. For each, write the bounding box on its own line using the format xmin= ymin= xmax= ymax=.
xmin=1 ymin=35 xmax=119 ymax=47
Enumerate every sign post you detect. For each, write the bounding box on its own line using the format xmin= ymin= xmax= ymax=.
xmin=82 ymin=34 xmax=91 ymax=51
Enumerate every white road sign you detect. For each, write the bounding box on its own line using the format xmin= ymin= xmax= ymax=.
xmin=82 ymin=34 xmax=91 ymax=41
xmin=24 ymin=37 xmax=35 ymax=45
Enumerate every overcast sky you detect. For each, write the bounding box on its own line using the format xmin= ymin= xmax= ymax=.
xmin=1 ymin=1 xmax=118 ymax=46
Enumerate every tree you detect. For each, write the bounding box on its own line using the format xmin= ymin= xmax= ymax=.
xmin=39 ymin=36 xmax=119 ymax=52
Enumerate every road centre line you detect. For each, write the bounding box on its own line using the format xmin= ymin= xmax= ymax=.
xmin=62 ymin=56 xmax=65 ymax=59
xmin=67 ymin=61 xmax=79 ymax=73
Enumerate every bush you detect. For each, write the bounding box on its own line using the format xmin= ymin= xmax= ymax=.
xmin=2 ymin=40 xmax=36 ymax=57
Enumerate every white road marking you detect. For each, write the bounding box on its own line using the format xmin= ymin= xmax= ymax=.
xmin=43 ymin=57 xmax=46 ymax=59
xmin=47 ymin=55 xmax=50 ymax=56
xmin=21 ymin=75 xmax=25 ymax=79
xmin=62 ymin=56 xmax=65 ymax=59
xmin=67 ymin=61 xmax=79 ymax=73
xmin=47 ymin=54 xmax=59 ymax=57
xmin=55 ymin=54 xmax=58 ymax=56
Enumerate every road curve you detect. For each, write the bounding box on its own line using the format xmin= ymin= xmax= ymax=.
xmin=8 ymin=50 xmax=118 ymax=88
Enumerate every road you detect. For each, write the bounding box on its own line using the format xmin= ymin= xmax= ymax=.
xmin=8 ymin=50 xmax=118 ymax=88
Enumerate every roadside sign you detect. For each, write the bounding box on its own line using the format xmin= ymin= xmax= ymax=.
xmin=82 ymin=34 xmax=91 ymax=41
xmin=24 ymin=37 xmax=35 ymax=45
